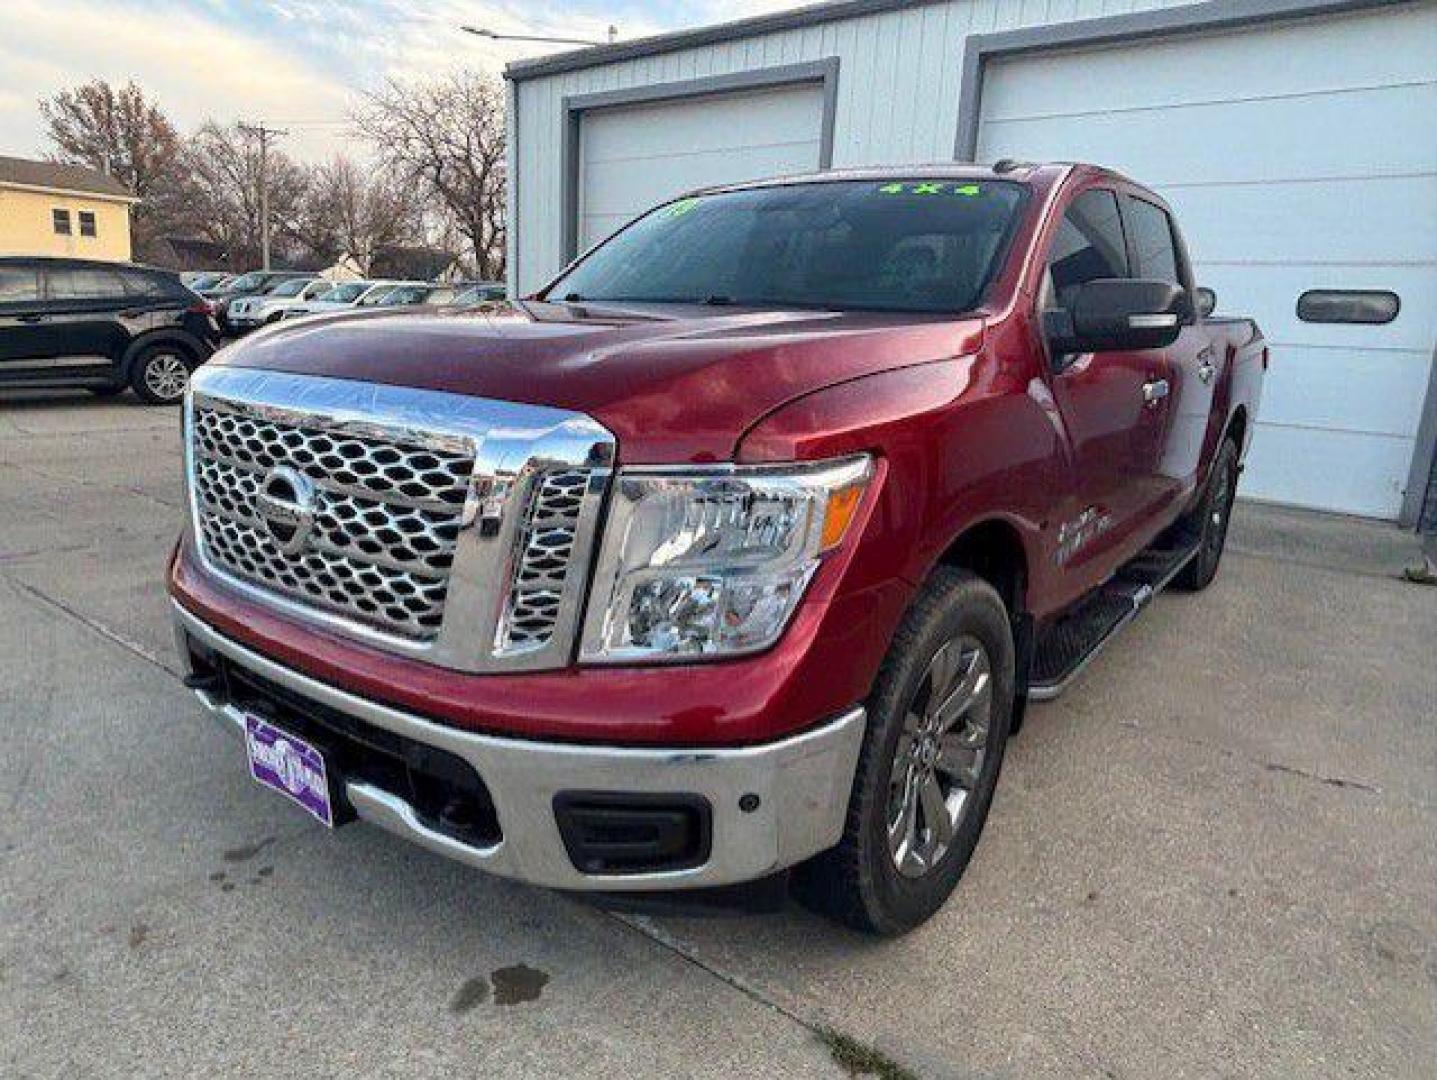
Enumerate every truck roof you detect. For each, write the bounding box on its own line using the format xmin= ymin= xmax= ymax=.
xmin=692 ymin=161 xmax=1131 ymax=198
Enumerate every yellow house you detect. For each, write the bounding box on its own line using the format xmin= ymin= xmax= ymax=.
xmin=0 ymin=154 xmax=137 ymax=261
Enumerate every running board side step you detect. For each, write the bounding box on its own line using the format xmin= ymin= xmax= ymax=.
xmin=1028 ymin=541 xmax=1199 ymax=702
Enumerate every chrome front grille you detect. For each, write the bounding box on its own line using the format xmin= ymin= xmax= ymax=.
xmin=498 ymin=469 xmax=596 ymax=654
xmin=191 ymin=406 xmax=468 ymax=641
xmin=193 ymin=409 xmax=473 ymax=509
xmin=184 ymin=367 xmax=615 ymax=672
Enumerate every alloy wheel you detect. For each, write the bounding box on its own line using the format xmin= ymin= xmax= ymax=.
xmin=143 ymin=353 xmax=190 ymax=401
xmin=887 ymin=635 xmax=992 ymax=878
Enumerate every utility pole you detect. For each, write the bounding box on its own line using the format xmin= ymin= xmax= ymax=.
xmin=238 ymin=121 xmax=287 ymax=271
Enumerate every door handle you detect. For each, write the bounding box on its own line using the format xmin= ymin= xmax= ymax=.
xmin=1143 ymin=379 xmax=1170 ymax=406
xmin=1197 ymin=360 xmax=1216 ymax=384
xmin=16 ymin=313 xmax=45 ymax=324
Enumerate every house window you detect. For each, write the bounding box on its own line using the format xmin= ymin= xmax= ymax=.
xmin=53 ymin=209 xmax=72 ymax=235
xmin=78 ymin=211 xmax=97 ymax=238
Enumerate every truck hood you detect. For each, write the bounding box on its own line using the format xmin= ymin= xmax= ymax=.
xmin=216 ymin=301 xmax=986 ymax=462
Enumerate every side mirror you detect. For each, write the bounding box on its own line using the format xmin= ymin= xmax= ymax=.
xmin=1044 ymin=278 xmax=1188 ymax=357
xmin=1195 ymin=287 xmax=1216 ymax=318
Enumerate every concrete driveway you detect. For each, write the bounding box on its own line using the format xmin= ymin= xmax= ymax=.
xmin=2 ymin=392 xmax=1433 ymax=1079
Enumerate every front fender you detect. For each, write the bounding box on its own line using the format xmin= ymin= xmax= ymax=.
xmin=738 ymin=356 xmax=1064 ymax=620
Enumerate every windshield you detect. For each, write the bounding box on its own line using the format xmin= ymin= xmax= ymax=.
xmin=270 ymin=278 xmax=313 ymax=298
xmin=546 ymin=180 xmax=1029 ymax=314
xmin=385 ymin=286 xmax=427 ymax=304
xmin=227 ymin=272 xmax=265 ymax=291
xmin=325 ymin=282 xmax=367 ymax=303
xmin=358 ymin=286 xmax=397 ymax=306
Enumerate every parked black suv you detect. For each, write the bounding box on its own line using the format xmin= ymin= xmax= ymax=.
xmin=0 ymin=257 xmax=222 ymax=404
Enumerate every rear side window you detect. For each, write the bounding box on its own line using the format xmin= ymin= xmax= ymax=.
xmin=45 ymin=267 xmax=129 ymax=300
xmin=0 ymin=265 xmax=41 ymax=303
xmin=122 ymin=271 xmax=178 ymax=299
xmin=1297 ymin=289 xmax=1399 ymax=325
xmin=1046 ymin=189 xmax=1128 ymax=308
xmin=1125 ymin=197 xmax=1181 ymax=286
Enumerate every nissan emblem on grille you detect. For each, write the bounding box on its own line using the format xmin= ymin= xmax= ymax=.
xmin=184 ymin=368 xmax=615 ymax=672
xmin=255 ymin=466 xmax=317 ymax=555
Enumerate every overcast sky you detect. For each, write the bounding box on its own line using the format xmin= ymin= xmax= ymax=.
xmin=1 ymin=0 xmax=797 ymax=164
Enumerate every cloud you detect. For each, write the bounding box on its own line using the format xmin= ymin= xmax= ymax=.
xmin=0 ymin=0 xmax=807 ymax=164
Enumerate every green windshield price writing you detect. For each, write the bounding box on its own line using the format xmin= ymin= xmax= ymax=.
xmin=665 ymin=198 xmax=701 ymax=217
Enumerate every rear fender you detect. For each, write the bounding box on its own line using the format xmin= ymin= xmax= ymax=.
xmin=120 ymin=330 xmax=209 ymax=381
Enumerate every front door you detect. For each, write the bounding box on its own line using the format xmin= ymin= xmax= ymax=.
xmin=1040 ymin=187 xmax=1170 ymax=591
xmin=0 ymin=262 xmax=49 ymax=366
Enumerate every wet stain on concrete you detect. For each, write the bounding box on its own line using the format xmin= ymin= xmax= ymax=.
xmin=127 ymin=923 xmax=149 ymax=950
xmin=209 ymin=871 xmax=227 ymax=883
xmin=491 ymin=964 xmax=549 ymax=1006
xmin=1368 ymin=919 xmax=1424 ymax=967
xmin=449 ymin=976 xmax=490 ymax=1014
xmin=222 ymin=836 xmax=275 ymax=863
xmin=220 ymin=882 xmax=235 ymax=893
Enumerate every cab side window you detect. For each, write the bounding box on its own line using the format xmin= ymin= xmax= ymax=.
xmin=1045 ymin=189 xmax=1129 ymax=310
xmin=1124 ymin=196 xmax=1181 ymax=287
xmin=45 ymin=268 xmax=129 ymax=302
xmin=0 ymin=265 xmax=42 ymax=305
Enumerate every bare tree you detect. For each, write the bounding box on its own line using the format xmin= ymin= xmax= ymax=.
xmin=355 ymin=71 xmax=506 ymax=279
xmin=296 ymin=156 xmax=424 ymax=272
xmin=184 ymin=122 xmax=309 ymax=268
xmin=39 ymin=79 xmax=190 ymax=259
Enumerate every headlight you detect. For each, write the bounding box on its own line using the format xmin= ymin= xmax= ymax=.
xmin=579 ymin=455 xmax=873 ymax=663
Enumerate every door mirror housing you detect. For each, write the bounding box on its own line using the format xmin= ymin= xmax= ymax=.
xmin=1195 ymin=287 xmax=1216 ymax=318
xmin=1044 ymin=278 xmax=1188 ymax=358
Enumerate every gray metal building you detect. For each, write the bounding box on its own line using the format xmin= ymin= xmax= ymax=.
xmin=505 ymin=0 xmax=1437 ymax=524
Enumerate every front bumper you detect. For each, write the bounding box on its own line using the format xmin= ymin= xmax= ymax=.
xmin=173 ymin=601 xmax=865 ymax=891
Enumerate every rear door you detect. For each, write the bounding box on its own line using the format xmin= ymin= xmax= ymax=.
xmin=1122 ymin=192 xmax=1215 ymax=511
xmin=39 ymin=264 xmax=134 ymax=367
xmin=0 ymin=262 xmax=46 ymax=364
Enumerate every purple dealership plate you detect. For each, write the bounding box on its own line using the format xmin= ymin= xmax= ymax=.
xmin=243 ymin=714 xmax=334 ymax=828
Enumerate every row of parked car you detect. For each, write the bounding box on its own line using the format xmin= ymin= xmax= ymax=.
xmin=0 ymin=256 xmax=507 ymax=404
xmin=183 ymin=270 xmax=506 ymax=336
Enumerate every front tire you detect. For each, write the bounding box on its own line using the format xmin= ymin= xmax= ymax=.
xmin=796 ymin=568 xmax=1015 ymax=935
xmin=1174 ymin=437 xmax=1239 ymax=591
xmin=129 ymin=345 xmax=193 ymax=405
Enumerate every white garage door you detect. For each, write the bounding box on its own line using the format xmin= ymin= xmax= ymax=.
xmin=977 ymin=4 xmax=1437 ymax=520
xmin=578 ymin=82 xmax=826 ymax=252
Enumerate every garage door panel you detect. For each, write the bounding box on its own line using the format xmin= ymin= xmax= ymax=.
xmin=980 ymin=5 xmax=1437 ymax=120
xmin=1166 ymin=176 xmax=1437 ymax=265
xmin=581 ymin=140 xmax=821 ymax=217
xmin=1200 ymin=265 xmax=1437 ymax=354
xmin=1257 ymin=345 xmax=1432 ymax=439
xmin=583 ymin=88 xmax=824 ymax=162
xmin=978 ymin=83 xmax=1437 ymax=186
xmin=578 ymin=82 xmax=825 ymax=252
xmin=1243 ymin=425 xmax=1413 ymax=519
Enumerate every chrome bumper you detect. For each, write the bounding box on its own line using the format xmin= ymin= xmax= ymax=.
xmin=172 ymin=601 xmax=865 ymax=891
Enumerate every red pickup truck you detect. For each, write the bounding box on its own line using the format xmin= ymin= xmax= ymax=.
xmin=170 ymin=162 xmax=1264 ymax=933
